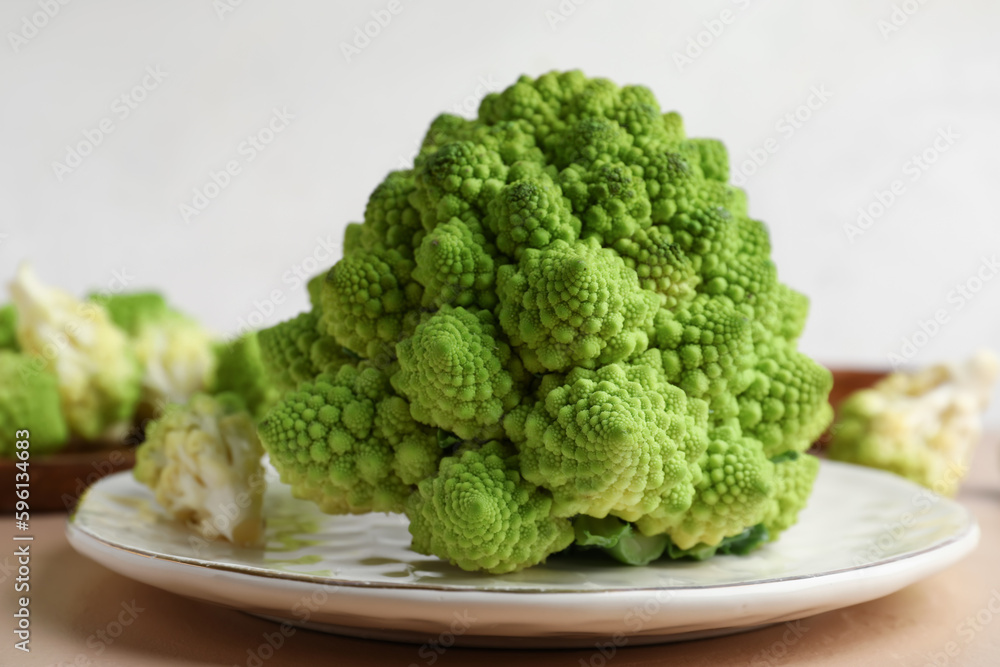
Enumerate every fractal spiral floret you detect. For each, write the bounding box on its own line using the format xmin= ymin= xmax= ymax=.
xmin=256 ymin=71 xmax=833 ymax=573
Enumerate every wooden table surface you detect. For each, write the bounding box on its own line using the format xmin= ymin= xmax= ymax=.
xmin=2 ymin=434 xmax=998 ymax=667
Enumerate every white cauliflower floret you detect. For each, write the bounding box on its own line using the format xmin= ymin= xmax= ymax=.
xmin=9 ymin=264 xmax=141 ymax=441
xmin=828 ymin=350 xmax=999 ymax=496
xmin=135 ymin=320 xmax=216 ymax=407
xmin=134 ymin=393 xmax=266 ymax=547
xmin=95 ymin=291 xmax=217 ymax=415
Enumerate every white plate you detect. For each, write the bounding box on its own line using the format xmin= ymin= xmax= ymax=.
xmin=67 ymin=460 xmax=978 ymax=648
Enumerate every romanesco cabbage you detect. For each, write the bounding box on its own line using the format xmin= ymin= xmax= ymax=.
xmin=256 ymin=71 xmax=833 ymax=573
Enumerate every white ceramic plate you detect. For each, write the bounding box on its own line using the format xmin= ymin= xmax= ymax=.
xmin=67 ymin=460 xmax=978 ymax=648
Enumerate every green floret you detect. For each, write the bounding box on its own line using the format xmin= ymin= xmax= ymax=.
xmin=412 ymin=140 xmax=508 ymax=230
xmin=393 ymin=307 xmax=522 ymax=441
xmin=319 ymin=245 xmax=422 ymax=360
xmin=342 ymin=223 xmax=366 ymax=255
xmin=686 ymin=138 xmax=730 ymax=183
xmin=0 ymin=351 xmax=69 ymax=456
xmin=486 ymin=169 xmax=579 ymax=259
xmin=94 ymin=291 xmax=217 ymax=415
xmin=361 ymin=170 xmax=426 ymax=255
xmin=520 ymin=357 xmax=708 ymax=521
xmin=412 ymin=218 xmax=497 ymax=309
xmin=210 ymin=333 xmax=277 ymax=419
xmin=558 ymin=158 xmax=651 ymax=244
xmin=406 ymin=441 xmax=574 ymax=574
xmin=612 ymin=226 xmax=698 ymax=308
xmin=497 ymin=237 xmax=660 ymax=373
xmin=651 ymin=295 xmax=755 ymax=419
xmin=307 ymin=273 xmax=327 ymax=309
xmin=702 ymin=216 xmax=778 ymax=325
xmin=763 ymin=452 xmax=819 ymax=540
xmin=258 ymin=363 xmax=440 ymax=514
xmin=0 ymin=305 xmax=19 ymax=351
xmin=258 ymin=310 xmax=352 ymax=391
xmin=737 ymin=341 xmax=833 ymax=457
xmin=639 ymin=429 xmax=774 ymax=549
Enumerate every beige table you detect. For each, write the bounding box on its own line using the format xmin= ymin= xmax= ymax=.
xmin=3 ymin=435 xmax=999 ymax=667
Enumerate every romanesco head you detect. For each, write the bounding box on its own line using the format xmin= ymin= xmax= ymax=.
xmin=263 ymin=71 xmax=835 ymax=571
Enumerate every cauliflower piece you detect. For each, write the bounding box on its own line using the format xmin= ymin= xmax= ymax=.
xmin=134 ymin=393 xmax=266 ymax=547
xmin=827 ymin=351 xmax=999 ymax=496
xmin=9 ymin=265 xmax=141 ymax=441
xmin=96 ymin=292 xmax=216 ymax=416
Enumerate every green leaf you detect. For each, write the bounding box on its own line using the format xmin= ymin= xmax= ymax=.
xmin=573 ymin=515 xmax=630 ymax=548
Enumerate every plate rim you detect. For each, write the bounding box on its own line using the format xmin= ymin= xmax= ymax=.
xmin=66 ymin=460 xmax=981 ymax=596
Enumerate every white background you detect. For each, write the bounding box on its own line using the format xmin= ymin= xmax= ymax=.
xmin=2 ymin=0 xmax=998 ymax=416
